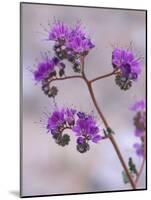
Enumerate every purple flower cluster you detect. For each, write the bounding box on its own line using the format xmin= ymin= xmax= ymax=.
xmin=46 ymin=108 xmax=102 ymax=153
xmin=33 ymin=56 xmax=67 ymax=98
xmin=49 ymin=20 xmax=95 ymax=54
xmin=48 ymin=20 xmax=94 ymax=74
xmin=112 ymin=48 xmax=142 ymax=90
xmin=73 ymin=112 xmax=101 ymax=143
xmin=47 ymin=107 xmax=76 ymax=132
xmin=130 ymin=100 xmax=146 ymax=157
xmin=33 ymin=20 xmax=95 ymax=99
xmin=47 ymin=107 xmax=76 ymax=147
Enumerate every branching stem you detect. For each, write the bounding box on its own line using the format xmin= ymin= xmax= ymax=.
xmin=48 ymin=56 xmax=145 ymax=189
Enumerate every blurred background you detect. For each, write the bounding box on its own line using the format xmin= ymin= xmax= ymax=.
xmin=21 ymin=3 xmax=146 ymax=196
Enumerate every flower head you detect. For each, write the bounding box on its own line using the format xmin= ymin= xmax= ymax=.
xmin=47 ymin=108 xmax=66 ymax=131
xmin=46 ymin=108 xmax=102 ymax=152
xmin=112 ymin=48 xmax=142 ymax=90
xmin=67 ymin=36 xmax=94 ymax=54
xmin=112 ymin=48 xmax=141 ymax=80
xmin=34 ymin=57 xmax=59 ymax=81
xmin=73 ymin=112 xmax=101 ymax=143
xmin=67 ymin=23 xmax=95 ymax=54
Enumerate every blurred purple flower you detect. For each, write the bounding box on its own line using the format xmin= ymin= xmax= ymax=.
xmin=133 ymin=143 xmax=144 ymax=157
xmin=112 ymin=48 xmax=142 ymax=81
xmin=130 ymin=100 xmax=146 ymax=112
xmin=130 ymin=100 xmax=146 ymax=158
xmin=130 ymin=99 xmax=146 ymax=138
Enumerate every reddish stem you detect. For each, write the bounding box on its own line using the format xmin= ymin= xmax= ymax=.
xmin=80 ymin=56 xmax=136 ymax=189
xmin=49 ymin=75 xmax=82 ymax=84
xmin=90 ymin=70 xmax=117 ymax=83
xmin=135 ymin=133 xmax=146 ymax=186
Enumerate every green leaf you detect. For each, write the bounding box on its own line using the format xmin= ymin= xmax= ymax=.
xmin=128 ymin=157 xmax=137 ymax=175
xmin=122 ymin=171 xmax=129 ymax=184
xmin=106 ymin=127 xmax=115 ymax=135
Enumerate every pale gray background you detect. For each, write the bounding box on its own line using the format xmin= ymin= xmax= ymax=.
xmin=21 ymin=3 xmax=146 ymax=196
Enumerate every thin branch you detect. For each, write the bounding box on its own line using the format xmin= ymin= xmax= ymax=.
xmin=90 ymin=70 xmax=117 ymax=83
xmin=49 ymin=75 xmax=82 ymax=84
xmin=135 ymin=157 xmax=145 ymax=185
xmin=85 ymin=81 xmax=136 ymax=189
xmin=135 ymin=133 xmax=146 ymax=186
xmin=79 ymin=58 xmax=136 ymax=189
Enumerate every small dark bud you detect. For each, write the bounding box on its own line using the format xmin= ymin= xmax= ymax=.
xmin=47 ymin=86 xmax=58 ymax=98
xmin=67 ymin=52 xmax=75 ymax=62
xmin=106 ymin=127 xmax=115 ymax=135
xmin=76 ymin=142 xmax=90 ymax=153
xmin=73 ymin=63 xmax=81 ymax=73
xmin=49 ymin=70 xmax=57 ymax=78
xmin=61 ymin=134 xmax=70 ymax=146
xmin=59 ymin=68 xmax=65 ymax=77
xmin=55 ymin=134 xmax=70 ymax=147
xmin=52 ymin=57 xmax=60 ymax=65
xmin=115 ymin=74 xmax=132 ymax=90
xmin=59 ymin=62 xmax=66 ymax=69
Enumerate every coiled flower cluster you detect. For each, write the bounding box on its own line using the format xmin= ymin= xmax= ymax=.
xmin=46 ymin=108 xmax=102 ymax=153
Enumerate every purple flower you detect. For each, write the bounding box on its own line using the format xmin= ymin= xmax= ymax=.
xmin=67 ymin=23 xmax=95 ymax=53
xmin=48 ymin=20 xmax=70 ymax=42
xmin=67 ymin=36 xmax=94 ymax=53
xmin=112 ymin=48 xmax=141 ymax=81
xmin=34 ymin=57 xmax=56 ymax=81
xmin=48 ymin=20 xmax=94 ymax=55
xmin=72 ymin=113 xmax=101 ymax=143
xmin=133 ymin=143 xmax=144 ymax=157
xmin=47 ymin=108 xmax=65 ymax=132
xmin=130 ymin=100 xmax=146 ymax=112
xmin=134 ymin=128 xmax=145 ymax=137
